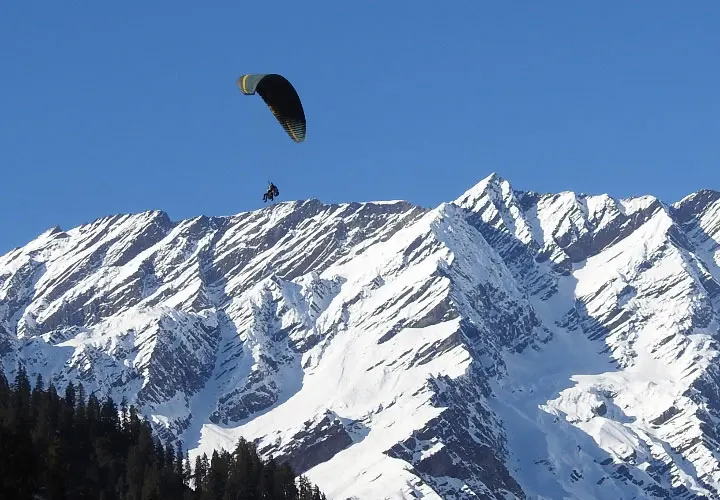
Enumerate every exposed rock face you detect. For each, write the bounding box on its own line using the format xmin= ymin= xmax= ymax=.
xmin=2 ymin=175 xmax=719 ymax=499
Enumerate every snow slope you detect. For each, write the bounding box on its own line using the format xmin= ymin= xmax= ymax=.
xmin=2 ymin=174 xmax=720 ymax=499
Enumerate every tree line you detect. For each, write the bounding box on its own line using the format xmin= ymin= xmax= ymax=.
xmin=0 ymin=366 xmax=328 ymax=500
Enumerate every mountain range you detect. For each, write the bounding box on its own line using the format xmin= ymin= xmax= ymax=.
xmin=1 ymin=173 xmax=719 ymax=499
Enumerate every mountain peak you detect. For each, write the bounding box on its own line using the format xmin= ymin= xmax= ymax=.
xmin=454 ymin=172 xmax=514 ymax=208
xmin=673 ymin=188 xmax=720 ymax=213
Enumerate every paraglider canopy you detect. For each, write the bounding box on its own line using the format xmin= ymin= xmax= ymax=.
xmin=238 ymin=74 xmax=306 ymax=143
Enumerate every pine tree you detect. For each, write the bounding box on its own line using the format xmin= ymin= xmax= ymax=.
xmin=165 ymin=441 xmax=176 ymax=475
xmin=175 ymin=441 xmax=186 ymax=477
xmin=12 ymin=365 xmax=32 ymax=428
xmin=0 ymin=366 xmax=9 ymax=412
xmin=194 ymin=454 xmax=207 ymax=496
xmin=64 ymin=380 xmax=76 ymax=409
xmin=120 ymin=396 xmax=129 ymax=433
xmin=183 ymin=452 xmax=192 ymax=487
xmin=31 ymin=373 xmax=44 ymax=413
xmin=298 ymin=475 xmax=314 ymax=500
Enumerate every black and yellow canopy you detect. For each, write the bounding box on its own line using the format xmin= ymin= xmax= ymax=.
xmin=237 ymin=74 xmax=306 ymax=143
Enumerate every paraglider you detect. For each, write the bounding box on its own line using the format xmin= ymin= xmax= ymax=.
xmin=238 ymin=73 xmax=306 ymax=203
xmin=237 ymin=73 xmax=306 ymax=143
xmin=263 ymin=182 xmax=279 ymax=203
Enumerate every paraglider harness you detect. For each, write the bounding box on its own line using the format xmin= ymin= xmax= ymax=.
xmin=263 ymin=182 xmax=279 ymax=202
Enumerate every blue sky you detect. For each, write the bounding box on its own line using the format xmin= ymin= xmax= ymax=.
xmin=1 ymin=2 xmax=718 ymax=254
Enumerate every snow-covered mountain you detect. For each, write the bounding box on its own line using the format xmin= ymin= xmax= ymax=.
xmin=2 ymin=173 xmax=719 ymax=499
